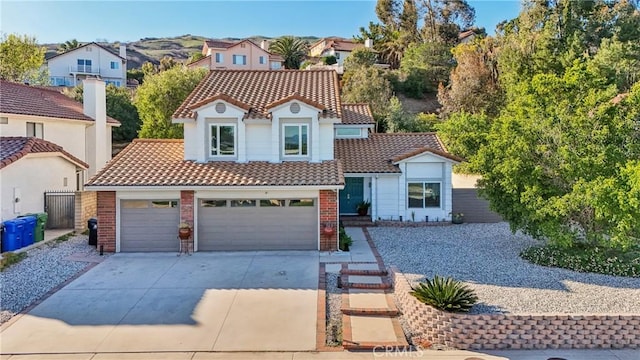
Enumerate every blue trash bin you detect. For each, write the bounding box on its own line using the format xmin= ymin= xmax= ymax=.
xmin=20 ymin=216 xmax=36 ymax=247
xmin=1 ymin=219 xmax=24 ymax=252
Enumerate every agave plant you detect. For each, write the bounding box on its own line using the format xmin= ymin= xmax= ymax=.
xmin=410 ymin=275 xmax=478 ymax=313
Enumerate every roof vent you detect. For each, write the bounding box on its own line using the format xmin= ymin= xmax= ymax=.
xmin=215 ymin=102 xmax=226 ymax=114
xmin=290 ymin=103 xmax=301 ymax=114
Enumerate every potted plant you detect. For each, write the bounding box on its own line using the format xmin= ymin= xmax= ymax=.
xmin=450 ymin=212 xmax=464 ymax=224
xmin=356 ymin=200 xmax=371 ymax=216
xmin=178 ymin=222 xmax=192 ymax=239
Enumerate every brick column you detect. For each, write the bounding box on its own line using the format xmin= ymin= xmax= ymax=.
xmin=319 ymin=189 xmax=338 ymax=251
xmin=97 ymin=191 xmax=116 ymax=252
xmin=180 ymin=190 xmax=195 ymax=250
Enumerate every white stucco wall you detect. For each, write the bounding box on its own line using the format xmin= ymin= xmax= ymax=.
xmin=0 ymin=155 xmax=78 ymax=221
xmin=0 ymin=114 xmax=89 ymax=163
xmin=180 ymin=100 xmax=338 ymax=163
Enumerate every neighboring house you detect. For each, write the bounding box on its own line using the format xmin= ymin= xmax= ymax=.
xmin=0 ymin=79 xmax=120 ymax=221
xmin=458 ymin=30 xmax=477 ymax=44
xmin=187 ymin=39 xmax=284 ymax=70
xmin=46 ymin=42 xmax=127 ymax=87
xmin=85 ymin=69 xmax=461 ymax=253
xmin=309 ymin=37 xmax=370 ymax=67
xmin=0 ymin=137 xmax=88 ymax=222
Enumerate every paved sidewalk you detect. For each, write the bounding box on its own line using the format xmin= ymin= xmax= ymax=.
xmin=1 ymin=349 xmax=638 ymax=359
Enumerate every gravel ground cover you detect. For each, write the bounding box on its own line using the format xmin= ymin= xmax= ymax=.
xmin=325 ymin=272 xmax=342 ymax=346
xmin=0 ymin=234 xmax=106 ymax=324
xmin=369 ymin=223 xmax=640 ymax=314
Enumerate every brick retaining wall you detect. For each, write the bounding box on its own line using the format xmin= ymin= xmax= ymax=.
xmin=390 ymin=267 xmax=640 ymax=350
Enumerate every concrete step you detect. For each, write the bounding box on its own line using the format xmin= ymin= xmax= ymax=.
xmin=341 ymin=307 xmax=400 ymax=316
xmin=342 ymin=314 xmax=409 ymax=351
xmin=341 ymin=269 xmax=388 ymax=276
xmin=342 ymin=289 xmax=400 ymax=316
xmin=340 ymin=274 xmax=392 ymax=290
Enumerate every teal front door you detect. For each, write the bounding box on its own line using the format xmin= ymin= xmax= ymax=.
xmin=339 ymin=177 xmax=364 ymax=214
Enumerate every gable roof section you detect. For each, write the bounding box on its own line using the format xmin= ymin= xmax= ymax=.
xmin=204 ymin=39 xmax=235 ymax=49
xmin=173 ymin=70 xmax=341 ymax=120
xmin=0 ymin=80 xmax=120 ymax=124
xmin=86 ymin=139 xmax=343 ymax=187
xmin=46 ymin=42 xmax=125 ymax=61
xmin=265 ymin=92 xmax=326 ymax=111
xmin=334 ymin=133 xmax=461 ymax=173
xmin=1 ymin=136 xmax=88 ymax=169
xmin=186 ymin=54 xmax=211 ymax=68
xmin=188 ymin=93 xmax=252 ymax=111
xmin=340 ymin=104 xmax=375 ymax=125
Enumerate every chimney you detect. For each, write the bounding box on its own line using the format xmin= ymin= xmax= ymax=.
xmin=260 ymin=39 xmax=271 ymax=51
xmin=119 ymin=44 xmax=126 ymax=59
xmin=83 ymin=78 xmax=108 ymax=178
xmin=364 ymin=38 xmax=374 ymax=49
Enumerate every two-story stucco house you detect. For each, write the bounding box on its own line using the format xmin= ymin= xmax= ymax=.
xmin=85 ymin=70 xmax=460 ymax=253
xmin=187 ymin=39 xmax=284 ymax=70
xmin=46 ymin=42 xmax=127 ymax=87
xmin=309 ymin=37 xmax=367 ymax=67
xmin=0 ymin=79 xmax=119 ymax=222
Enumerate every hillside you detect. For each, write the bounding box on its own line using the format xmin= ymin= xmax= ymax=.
xmin=44 ymin=34 xmax=321 ymax=69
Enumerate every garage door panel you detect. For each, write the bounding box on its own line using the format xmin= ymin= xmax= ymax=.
xmin=120 ymin=200 xmax=180 ymax=252
xmin=198 ymin=199 xmax=318 ymax=251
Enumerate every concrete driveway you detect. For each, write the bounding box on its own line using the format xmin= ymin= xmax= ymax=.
xmin=0 ymin=252 xmax=318 ymax=354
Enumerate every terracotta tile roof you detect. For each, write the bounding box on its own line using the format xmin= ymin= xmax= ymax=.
xmin=0 ymin=136 xmax=88 ymax=169
xmin=327 ymin=39 xmax=361 ymax=52
xmin=86 ymin=139 xmax=344 ymax=187
xmin=46 ymin=42 xmax=125 ymax=61
xmin=335 ymin=133 xmax=462 ymax=173
xmin=189 ymin=93 xmax=252 ymax=111
xmin=0 ymin=80 xmax=120 ymax=124
xmin=265 ymin=92 xmax=325 ymax=111
xmin=173 ymin=70 xmax=341 ymax=120
xmin=204 ymin=40 xmax=235 ymax=49
xmin=340 ymin=104 xmax=375 ymax=125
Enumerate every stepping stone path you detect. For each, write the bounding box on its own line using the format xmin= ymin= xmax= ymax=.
xmin=339 ymin=263 xmax=409 ymax=351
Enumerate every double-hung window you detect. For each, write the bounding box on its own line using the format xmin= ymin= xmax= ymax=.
xmin=233 ymin=55 xmax=247 ymax=65
xmin=215 ymin=53 xmax=223 ymax=63
xmin=110 ymin=61 xmax=119 ymax=69
xmin=210 ymin=124 xmax=236 ymax=157
xmin=408 ymin=182 xmax=441 ymax=208
xmin=26 ymin=122 xmax=44 ymax=138
xmin=259 ymin=56 xmax=265 ymax=64
xmin=283 ymin=124 xmax=308 ymax=157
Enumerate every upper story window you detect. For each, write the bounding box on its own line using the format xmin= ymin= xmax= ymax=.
xmin=77 ymin=59 xmax=92 ymax=72
xmin=408 ymin=182 xmax=441 ymax=208
xmin=210 ymin=124 xmax=236 ymax=157
xmin=233 ymin=55 xmax=247 ymax=65
xmin=26 ymin=122 xmax=44 ymax=138
xmin=110 ymin=61 xmax=119 ymax=69
xmin=270 ymin=62 xmax=282 ymax=70
xmin=259 ymin=56 xmax=265 ymax=64
xmin=283 ymin=124 xmax=308 ymax=157
xmin=335 ymin=128 xmax=362 ymax=138
xmin=215 ymin=53 xmax=223 ymax=63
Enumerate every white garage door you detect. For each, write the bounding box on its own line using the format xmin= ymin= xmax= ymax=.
xmin=120 ymin=200 xmax=180 ymax=252
xmin=198 ymin=198 xmax=318 ymax=251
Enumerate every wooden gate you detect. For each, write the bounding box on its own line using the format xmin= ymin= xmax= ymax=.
xmin=44 ymin=191 xmax=76 ymax=229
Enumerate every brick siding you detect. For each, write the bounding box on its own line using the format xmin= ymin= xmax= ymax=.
xmin=180 ymin=190 xmax=195 ymax=250
xmin=74 ymin=191 xmax=97 ymax=231
xmin=390 ymin=267 xmax=640 ymax=350
xmin=96 ymin=191 xmax=116 ymax=252
xmin=319 ymin=190 xmax=338 ymax=251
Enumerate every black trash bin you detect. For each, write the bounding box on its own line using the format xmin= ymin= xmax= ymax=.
xmin=88 ymin=218 xmax=98 ymax=246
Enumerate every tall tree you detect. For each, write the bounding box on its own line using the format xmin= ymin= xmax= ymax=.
xmin=0 ymin=34 xmax=48 ymax=84
xmin=58 ymin=39 xmax=81 ymax=53
xmin=269 ymin=36 xmax=308 ymax=69
xmin=438 ymin=37 xmax=503 ymax=116
xmin=376 ymin=0 xmax=400 ymax=29
xmin=400 ymin=0 xmax=420 ymax=42
xmin=421 ymin=0 xmax=475 ymax=45
xmin=135 ymin=67 xmax=207 ymax=139
xmin=342 ymin=65 xmax=393 ymax=131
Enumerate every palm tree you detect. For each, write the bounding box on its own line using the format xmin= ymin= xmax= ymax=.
xmin=58 ymin=39 xmax=81 ymax=54
xmin=269 ymin=36 xmax=308 ymax=69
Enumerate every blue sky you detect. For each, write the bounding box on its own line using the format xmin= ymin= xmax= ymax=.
xmin=0 ymin=1 xmax=522 ymax=44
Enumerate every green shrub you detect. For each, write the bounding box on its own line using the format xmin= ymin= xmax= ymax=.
xmin=521 ymin=244 xmax=640 ymax=277
xmin=339 ymin=227 xmax=353 ymax=251
xmin=322 ymin=55 xmax=337 ymax=65
xmin=410 ymin=276 xmax=478 ymax=313
xmin=0 ymin=252 xmax=27 ymax=271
